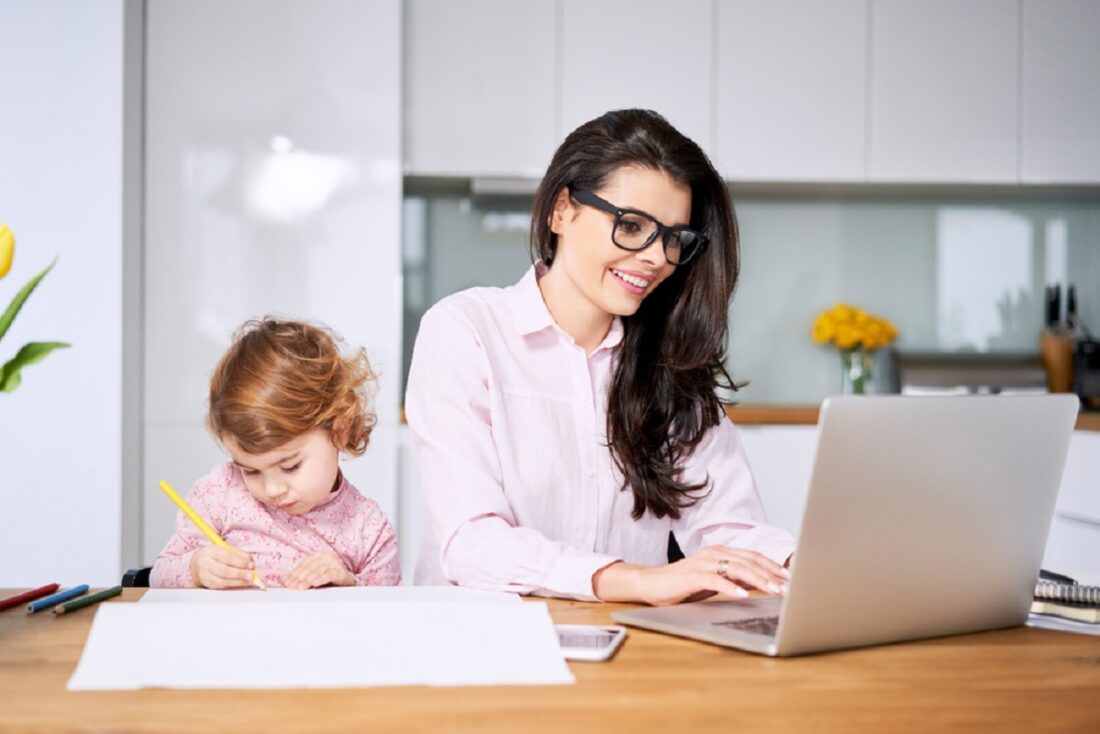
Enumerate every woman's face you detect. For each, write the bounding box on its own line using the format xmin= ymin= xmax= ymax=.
xmin=549 ymin=165 xmax=690 ymax=318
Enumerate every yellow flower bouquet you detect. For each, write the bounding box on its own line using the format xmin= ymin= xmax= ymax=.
xmin=811 ymin=302 xmax=897 ymax=394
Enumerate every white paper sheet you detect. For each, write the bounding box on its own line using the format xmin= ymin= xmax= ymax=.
xmin=139 ymin=586 xmax=521 ymax=605
xmin=1027 ymin=612 xmax=1100 ymax=637
xmin=68 ymin=601 xmax=573 ymax=690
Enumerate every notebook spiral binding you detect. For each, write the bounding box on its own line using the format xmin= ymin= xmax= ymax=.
xmin=1035 ymin=580 xmax=1100 ymax=605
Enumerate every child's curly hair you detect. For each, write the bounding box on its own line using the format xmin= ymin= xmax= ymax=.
xmin=207 ymin=318 xmax=376 ymax=456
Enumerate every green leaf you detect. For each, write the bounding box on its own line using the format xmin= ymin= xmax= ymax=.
xmin=0 ymin=341 xmax=70 ymax=393
xmin=0 ymin=258 xmax=57 ymax=343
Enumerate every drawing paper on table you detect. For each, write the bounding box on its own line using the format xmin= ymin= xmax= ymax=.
xmin=139 ymin=586 xmax=521 ymax=605
xmin=68 ymin=601 xmax=573 ymax=690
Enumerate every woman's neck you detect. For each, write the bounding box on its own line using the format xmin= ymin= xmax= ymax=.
xmin=537 ymin=265 xmax=614 ymax=355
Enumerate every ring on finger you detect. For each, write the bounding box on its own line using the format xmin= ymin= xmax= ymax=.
xmin=717 ymin=559 xmax=730 ymax=580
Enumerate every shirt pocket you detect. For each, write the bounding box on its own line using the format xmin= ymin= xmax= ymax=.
xmin=493 ymin=388 xmax=581 ymax=534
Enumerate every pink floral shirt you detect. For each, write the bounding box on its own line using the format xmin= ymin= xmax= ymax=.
xmin=151 ymin=462 xmax=401 ymax=588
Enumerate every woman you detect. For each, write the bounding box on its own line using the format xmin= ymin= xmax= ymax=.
xmin=406 ymin=109 xmax=793 ymax=605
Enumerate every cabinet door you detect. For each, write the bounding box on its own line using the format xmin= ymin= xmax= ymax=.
xmin=1021 ymin=0 xmax=1100 ymax=184
xmin=404 ymin=0 xmax=557 ymax=177
xmin=869 ymin=0 xmax=1018 ymax=182
xmin=561 ymin=0 xmax=713 ymax=152
xmin=716 ymin=0 xmax=867 ymax=181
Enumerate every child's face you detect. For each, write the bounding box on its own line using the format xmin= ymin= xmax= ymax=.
xmin=224 ymin=428 xmax=342 ymax=515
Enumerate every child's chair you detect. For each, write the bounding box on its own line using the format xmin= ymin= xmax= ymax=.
xmin=122 ymin=567 xmax=152 ymax=587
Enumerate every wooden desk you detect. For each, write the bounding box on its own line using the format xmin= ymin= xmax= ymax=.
xmin=2 ymin=588 xmax=1099 ymax=733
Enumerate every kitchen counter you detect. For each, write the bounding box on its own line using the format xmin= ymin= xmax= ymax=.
xmin=727 ymin=403 xmax=1100 ymax=432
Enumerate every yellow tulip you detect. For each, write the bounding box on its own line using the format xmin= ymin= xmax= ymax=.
xmin=0 ymin=222 xmax=13 ymax=278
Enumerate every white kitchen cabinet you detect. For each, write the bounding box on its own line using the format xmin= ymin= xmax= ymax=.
xmin=560 ymin=0 xmax=714 ymax=152
xmin=869 ymin=0 xmax=1018 ymax=182
xmin=716 ymin=0 xmax=868 ymax=182
xmin=404 ymin=0 xmax=557 ymax=177
xmin=1020 ymin=0 xmax=1100 ymax=184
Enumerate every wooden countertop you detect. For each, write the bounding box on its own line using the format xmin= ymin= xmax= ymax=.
xmin=727 ymin=403 xmax=1100 ymax=432
xmin=2 ymin=588 xmax=1099 ymax=734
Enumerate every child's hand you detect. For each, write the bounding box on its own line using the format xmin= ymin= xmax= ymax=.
xmin=285 ymin=553 xmax=355 ymax=590
xmin=189 ymin=544 xmax=257 ymax=589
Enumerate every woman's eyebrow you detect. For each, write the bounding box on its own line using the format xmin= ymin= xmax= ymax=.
xmin=620 ymin=203 xmax=690 ymax=228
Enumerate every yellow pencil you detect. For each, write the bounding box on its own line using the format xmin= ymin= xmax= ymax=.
xmin=158 ymin=480 xmax=268 ymax=591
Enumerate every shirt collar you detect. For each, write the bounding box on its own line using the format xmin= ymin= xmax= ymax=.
xmin=508 ymin=261 xmax=624 ymax=353
xmin=508 ymin=262 xmax=557 ymax=336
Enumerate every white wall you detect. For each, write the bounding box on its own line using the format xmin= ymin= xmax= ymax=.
xmin=0 ymin=0 xmax=140 ymax=586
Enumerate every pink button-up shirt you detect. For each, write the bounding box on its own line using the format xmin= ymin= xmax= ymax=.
xmin=406 ymin=265 xmax=795 ymax=601
xmin=151 ymin=462 xmax=401 ymax=588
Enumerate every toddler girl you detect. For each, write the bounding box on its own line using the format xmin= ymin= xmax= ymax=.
xmin=151 ymin=318 xmax=401 ymax=589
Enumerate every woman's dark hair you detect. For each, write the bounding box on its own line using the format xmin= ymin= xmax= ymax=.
xmin=530 ymin=109 xmax=741 ymax=521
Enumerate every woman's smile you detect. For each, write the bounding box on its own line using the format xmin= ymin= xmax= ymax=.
xmin=609 ymin=267 xmax=655 ymax=295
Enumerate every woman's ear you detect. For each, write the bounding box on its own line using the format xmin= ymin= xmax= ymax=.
xmin=549 ymin=187 xmax=576 ymax=235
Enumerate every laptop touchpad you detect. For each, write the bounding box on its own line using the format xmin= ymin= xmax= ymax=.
xmin=700 ymin=596 xmax=783 ymax=636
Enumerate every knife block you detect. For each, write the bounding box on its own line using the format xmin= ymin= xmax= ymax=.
xmin=1040 ymin=329 xmax=1075 ymax=393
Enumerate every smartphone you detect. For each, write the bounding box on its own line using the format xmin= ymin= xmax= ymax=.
xmin=555 ymin=624 xmax=628 ymax=661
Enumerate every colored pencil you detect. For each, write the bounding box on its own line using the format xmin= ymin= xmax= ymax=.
xmin=158 ymin=479 xmax=267 ymax=590
xmin=0 ymin=584 xmax=60 ymax=611
xmin=52 ymin=585 xmax=123 ymax=615
xmin=27 ymin=585 xmax=89 ymax=613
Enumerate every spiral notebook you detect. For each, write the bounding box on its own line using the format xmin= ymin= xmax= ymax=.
xmin=1030 ymin=571 xmax=1100 ymax=624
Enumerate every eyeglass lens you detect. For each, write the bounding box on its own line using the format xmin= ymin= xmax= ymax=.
xmin=613 ymin=213 xmax=701 ymax=265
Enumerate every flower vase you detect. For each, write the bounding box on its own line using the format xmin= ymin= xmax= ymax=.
xmin=840 ymin=347 xmax=873 ymax=395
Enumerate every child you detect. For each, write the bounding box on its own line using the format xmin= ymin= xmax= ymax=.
xmin=151 ymin=318 xmax=401 ymax=589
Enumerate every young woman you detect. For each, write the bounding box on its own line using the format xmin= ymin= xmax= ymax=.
xmin=406 ymin=109 xmax=793 ymax=605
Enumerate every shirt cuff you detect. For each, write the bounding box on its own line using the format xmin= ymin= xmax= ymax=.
xmin=150 ymin=549 xmax=199 ymax=588
xmin=756 ymin=535 xmax=797 ymax=568
xmin=544 ymin=550 xmax=622 ymax=602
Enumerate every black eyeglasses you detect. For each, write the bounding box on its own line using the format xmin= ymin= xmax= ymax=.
xmin=569 ymin=187 xmax=707 ymax=266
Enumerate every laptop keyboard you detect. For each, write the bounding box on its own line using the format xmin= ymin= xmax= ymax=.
xmin=712 ymin=615 xmax=780 ymax=636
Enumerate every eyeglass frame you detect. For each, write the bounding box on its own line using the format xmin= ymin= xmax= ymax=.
xmin=567 ymin=186 xmax=708 ymax=266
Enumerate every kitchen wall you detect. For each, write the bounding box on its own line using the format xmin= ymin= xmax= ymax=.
xmin=401 ymin=190 xmax=1100 ymax=403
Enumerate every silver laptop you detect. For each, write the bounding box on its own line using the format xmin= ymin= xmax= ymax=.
xmin=613 ymin=395 xmax=1079 ymax=656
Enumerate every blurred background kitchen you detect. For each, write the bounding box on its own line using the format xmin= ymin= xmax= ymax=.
xmin=2 ymin=0 xmax=1098 ymax=587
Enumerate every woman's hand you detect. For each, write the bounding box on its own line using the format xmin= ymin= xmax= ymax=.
xmin=593 ymin=546 xmax=790 ymax=606
xmin=284 ymin=553 xmax=356 ymax=590
xmin=189 ymin=544 xmax=257 ymax=589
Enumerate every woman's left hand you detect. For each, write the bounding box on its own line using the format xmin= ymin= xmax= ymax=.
xmin=285 ymin=553 xmax=356 ymax=589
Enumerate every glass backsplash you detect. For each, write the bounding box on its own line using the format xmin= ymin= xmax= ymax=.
xmin=401 ymin=188 xmax=1100 ymax=404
